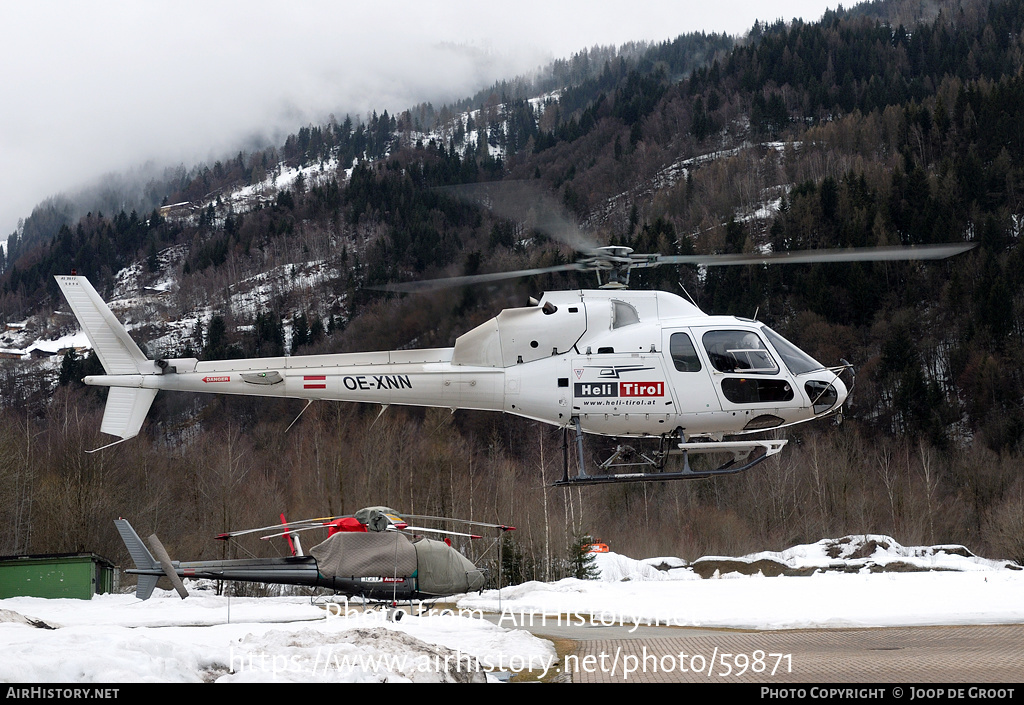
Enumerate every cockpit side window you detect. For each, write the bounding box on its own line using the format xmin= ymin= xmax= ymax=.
xmin=669 ymin=332 xmax=702 ymax=372
xmin=702 ymin=330 xmax=778 ymax=374
xmin=761 ymin=326 xmax=825 ymax=375
xmin=611 ymin=300 xmax=640 ymax=329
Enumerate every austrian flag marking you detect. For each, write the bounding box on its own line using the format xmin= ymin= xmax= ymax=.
xmin=303 ymin=375 xmax=327 ymax=390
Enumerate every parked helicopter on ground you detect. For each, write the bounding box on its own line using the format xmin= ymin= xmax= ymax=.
xmin=56 ymin=234 xmax=971 ymax=484
xmin=116 ymin=507 xmax=506 ymax=602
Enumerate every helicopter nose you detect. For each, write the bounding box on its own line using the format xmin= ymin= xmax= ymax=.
xmin=804 ymin=373 xmax=847 ymax=415
xmin=832 ymin=376 xmax=849 ymax=409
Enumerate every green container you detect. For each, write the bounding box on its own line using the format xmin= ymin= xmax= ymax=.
xmin=0 ymin=553 xmax=115 ymax=599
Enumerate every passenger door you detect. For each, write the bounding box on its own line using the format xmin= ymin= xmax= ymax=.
xmin=692 ymin=327 xmax=801 ymax=414
xmin=661 ymin=329 xmax=722 ymax=421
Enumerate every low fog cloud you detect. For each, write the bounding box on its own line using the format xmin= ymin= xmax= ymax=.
xmin=0 ymin=1 xmax=839 ymax=240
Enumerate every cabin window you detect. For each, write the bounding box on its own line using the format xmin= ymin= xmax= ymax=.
xmin=805 ymin=380 xmax=838 ymax=414
xmin=669 ymin=332 xmax=702 ymax=372
xmin=611 ymin=300 xmax=640 ymax=329
xmin=702 ymin=330 xmax=778 ymax=374
xmin=721 ymin=378 xmax=794 ymax=403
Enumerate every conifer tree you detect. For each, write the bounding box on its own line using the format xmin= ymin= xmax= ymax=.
xmin=568 ymin=533 xmax=600 ymax=580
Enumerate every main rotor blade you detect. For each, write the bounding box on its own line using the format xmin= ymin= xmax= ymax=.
xmin=403 ymin=526 xmax=483 ymax=539
xmin=215 ymin=516 xmax=344 ymax=540
xmin=402 ymin=513 xmax=516 ymax=530
xmin=653 ymin=243 xmax=976 ymax=267
xmin=372 ymin=263 xmax=582 ymax=293
xmin=259 ymin=524 xmax=331 ymax=540
xmin=447 ymin=181 xmax=603 ymax=254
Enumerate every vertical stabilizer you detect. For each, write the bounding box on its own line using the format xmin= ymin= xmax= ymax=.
xmin=55 ymin=276 xmax=150 ymax=374
xmin=114 ymin=519 xmax=161 ymax=600
xmin=56 ymin=276 xmax=158 ymax=443
xmin=99 ymin=387 xmax=158 ymax=442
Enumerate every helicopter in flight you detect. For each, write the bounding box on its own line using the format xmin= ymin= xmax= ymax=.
xmin=55 ymin=226 xmax=972 ymax=484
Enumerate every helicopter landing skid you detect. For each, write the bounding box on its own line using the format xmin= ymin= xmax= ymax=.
xmin=554 ymin=430 xmax=787 ymax=486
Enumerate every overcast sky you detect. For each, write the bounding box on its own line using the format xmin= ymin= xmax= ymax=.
xmin=0 ymin=1 xmax=843 ymax=243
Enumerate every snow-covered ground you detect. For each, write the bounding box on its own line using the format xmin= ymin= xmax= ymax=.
xmin=1 ymin=536 xmax=1020 ymax=683
xmin=462 ymin=536 xmax=1023 ymax=633
xmin=0 ymin=592 xmax=552 ymax=683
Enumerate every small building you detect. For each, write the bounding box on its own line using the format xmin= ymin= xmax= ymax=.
xmin=0 ymin=553 xmax=116 ymax=599
xmin=158 ymin=201 xmax=193 ymax=219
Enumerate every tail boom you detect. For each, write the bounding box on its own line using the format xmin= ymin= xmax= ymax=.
xmin=85 ymin=353 xmax=506 ymax=412
xmin=115 ymin=518 xmax=320 ymax=600
xmin=58 ymin=274 xmax=507 ymax=444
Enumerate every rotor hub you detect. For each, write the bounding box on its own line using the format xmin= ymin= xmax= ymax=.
xmin=590 ymin=246 xmax=635 ymax=288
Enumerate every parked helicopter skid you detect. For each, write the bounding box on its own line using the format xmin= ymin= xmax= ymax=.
xmin=56 ymin=240 xmax=967 ymax=484
xmin=115 ymin=507 xmax=501 ymax=602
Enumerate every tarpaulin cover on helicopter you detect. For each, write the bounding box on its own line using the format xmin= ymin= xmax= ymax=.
xmin=116 ymin=507 xmax=486 ymax=601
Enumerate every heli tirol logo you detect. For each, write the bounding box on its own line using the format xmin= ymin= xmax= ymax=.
xmin=573 ymin=364 xmax=664 ymax=398
xmin=574 ymin=381 xmax=665 ymax=398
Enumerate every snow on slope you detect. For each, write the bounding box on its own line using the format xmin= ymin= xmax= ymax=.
xmin=740 ymin=535 xmax=1017 ymax=573
xmin=593 ymin=534 xmax=1018 ymax=582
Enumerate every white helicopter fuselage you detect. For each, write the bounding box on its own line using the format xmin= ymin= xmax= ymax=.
xmin=60 ymin=276 xmax=847 ymax=443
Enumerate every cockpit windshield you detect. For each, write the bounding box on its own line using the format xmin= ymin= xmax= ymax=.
xmin=761 ymin=326 xmax=825 ymax=375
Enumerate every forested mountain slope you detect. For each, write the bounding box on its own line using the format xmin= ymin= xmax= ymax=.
xmin=1 ymin=0 xmax=1022 ymax=579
